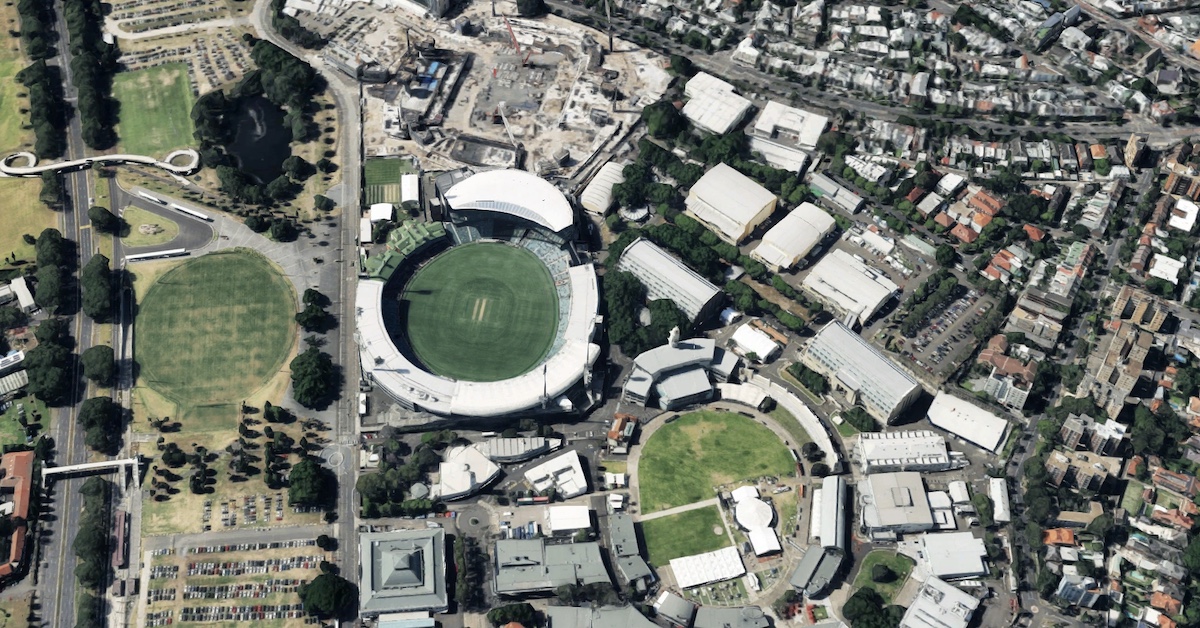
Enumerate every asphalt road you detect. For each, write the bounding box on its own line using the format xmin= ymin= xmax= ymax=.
xmin=250 ymin=0 xmax=365 ymax=606
xmin=111 ymin=183 xmax=216 ymax=254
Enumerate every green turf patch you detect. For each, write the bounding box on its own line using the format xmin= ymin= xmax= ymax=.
xmin=121 ymin=206 xmax=180 ymax=248
xmin=641 ymin=506 xmax=731 ymax=566
xmin=400 ymin=242 xmax=557 ymax=382
xmin=364 ymin=157 xmax=415 ymax=206
xmin=135 ymin=249 xmax=296 ymax=411
xmin=0 ymin=394 xmax=48 ymax=447
xmin=1121 ymin=480 xmax=1146 ymax=516
xmin=852 ymin=550 xmax=915 ymax=604
xmin=112 ymin=64 xmax=196 ymax=156
xmin=639 ymin=411 xmax=796 ymax=513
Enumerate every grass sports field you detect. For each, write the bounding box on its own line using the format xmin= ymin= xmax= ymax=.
xmin=641 ymin=506 xmax=731 ymax=565
xmin=121 ymin=206 xmax=180 ymax=248
xmin=112 ymin=63 xmax=196 ymax=156
xmin=135 ymin=249 xmax=295 ymax=417
xmin=364 ymin=157 xmax=415 ymax=206
xmin=401 ymin=243 xmax=557 ymax=381
xmin=639 ymin=411 xmax=795 ymax=513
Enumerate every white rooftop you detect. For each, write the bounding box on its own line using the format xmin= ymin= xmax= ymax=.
xmin=926 ymin=392 xmax=1009 ymax=453
xmin=751 ymin=202 xmax=835 ymax=270
xmin=434 ymin=445 xmax=500 ymax=500
xmin=856 ymin=431 xmax=949 ymax=469
xmin=580 ymin=161 xmax=626 ymax=216
xmin=910 ymin=532 xmax=989 ymax=579
xmin=899 ymin=577 xmax=980 ymax=628
xmin=370 ymin=203 xmax=395 ymax=222
xmin=989 ymin=478 xmax=1011 ymax=524
xmin=734 ymin=497 xmax=774 ymax=530
xmin=682 ymin=73 xmax=753 ymax=135
xmin=686 ymin=164 xmax=777 ymax=243
xmin=730 ymin=324 xmax=780 ymax=362
xmin=752 ymin=101 xmax=829 ymax=150
xmin=443 ymin=169 xmax=575 ymax=233
xmin=401 ymin=174 xmax=420 ymax=205
xmin=524 ymin=450 xmax=588 ymax=499
xmin=804 ymin=322 xmax=921 ymax=421
xmin=547 ymin=505 xmax=592 ymax=532
xmin=669 ymin=546 xmax=746 ymax=589
xmin=1148 ymin=254 xmax=1186 ymax=285
xmin=861 ymin=472 xmax=933 ymax=530
xmin=747 ymin=528 xmax=781 ymax=556
xmin=948 ymin=481 xmax=971 ymax=505
xmin=802 ymin=249 xmax=898 ymax=325
xmin=1170 ymin=198 xmax=1199 ymax=232
xmin=730 ymin=485 xmax=760 ymax=503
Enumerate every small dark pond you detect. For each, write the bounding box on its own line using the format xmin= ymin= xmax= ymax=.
xmin=226 ymin=95 xmax=290 ymax=183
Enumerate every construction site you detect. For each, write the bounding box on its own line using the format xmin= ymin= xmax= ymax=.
xmin=288 ymin=0 xmax=671 ymax=178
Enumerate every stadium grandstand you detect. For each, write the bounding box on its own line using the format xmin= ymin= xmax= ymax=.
xmin=356 ymin=169 xmax=602 ymax=419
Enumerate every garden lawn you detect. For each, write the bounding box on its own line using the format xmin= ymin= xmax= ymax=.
xmin=112 ymin=64 xmax=196 ymax=156
xmin=640 ymin=506 xmax=730 ymax=565
xmin=852 ymin=550 xmax=915 ymax=604
xmin=0 ymin=178 xmax=53 ymax=269
xmin=134 ymin=249 xmax=295 ymax=422
xmin=1121 ymin=480 xmax=1146 ymax=516
xmin=364 ymin=157 xmax=415 ymax=206
xmin=120 ymin=206 xmax=180 ymax=248
xmin=639 ymin=411 xmax=795 ymax=513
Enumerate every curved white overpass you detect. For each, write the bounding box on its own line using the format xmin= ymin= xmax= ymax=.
xmin=356 ymin=264 xmax=601 ymax=417
xmin=0 ymin=149 xmax=201 ymax=178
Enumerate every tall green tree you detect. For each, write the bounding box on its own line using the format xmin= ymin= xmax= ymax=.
xmin=299 ymin=573 xmax=358 ymax=619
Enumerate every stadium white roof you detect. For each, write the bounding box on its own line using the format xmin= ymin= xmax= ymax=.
xmin=580 ymin=161 xmax=626 ymax=215
xmin=401 ymin=174 xmax=420 ymax=205
xmin=989 ymin=477 xmax=1011 ymax=524
xmin=802 ymin=249 xmax=898 ymax=325
xmin=926 ymin=392 xmax=1009 ymax=453
xmin=525 ymin=450 xmax=588 ymax=499
xmin=682 ymin=73 xmax=753 ymax=135
xmin=357 ymin=263 xmax=600 ymax=417
xmin=547 ymin=505 xmax=592 ymax=532
xmin=370 ymin=203 xmax=395 ymax=222
xmin=804 ymin=322 xmax=921 ymax=422
xmin=443 ymin=169 xmax=575 ymax=233
xmin=616 ymin=238 xmax=721 ymax=322
xmin=751 ymin=203 xmax=835 ymax=271
xmin=860 ymin=472 xmax=933 ymax=531
xmin=686 ymin=164 xmax=777 ymax=243
xmin=734 ymin=497 xmax=774 ymax=530
xmin=909 ymin=532 xmax=989 ymax=579
xmin=669 ymin=546 xmax=747 ymax=589
xmin=899 ymin=577 xmax=979 ymax=628
xmin=730 ymin=325 xmax=780 ymax=362
xmin=856 ymin=431 xmax=949 ymax=470
xmin=752 ymin=101 xmax=829 ymax=150
xmin=434 ymin=445 xmax=500 ymax=500
xmin=731 ymin=485 xmax=760 ymax=503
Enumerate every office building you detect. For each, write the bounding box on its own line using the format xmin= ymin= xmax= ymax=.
xmin=800 ymin=322 xmax=922 ymax=424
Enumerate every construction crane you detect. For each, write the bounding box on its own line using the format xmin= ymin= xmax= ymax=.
xmin=504 ymin=16 xmax=520 ymax=54
xmin=495 ymin=101 xmax=518 ymax=148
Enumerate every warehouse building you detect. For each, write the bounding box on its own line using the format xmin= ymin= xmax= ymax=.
xmin=926 ymin=392 xmax=1010 ymax=453
xmin=854 ymin=431 xmax=958 ymax=473
xmin=899 ymin=577 xmax=980 ymax=628
xmin=682 ymin=72 xmax=753 ymax=135
xmin=802 ymin=250 xmax=899 ymax=327
xmin=546 ymin=605 xmax=659 ymax=628
xmin=750 ymin=202 xmax=837 ymax=272
xmin=579 ymin=161 xmax=626 ymax=216
xmin=616 ymin=238 xmax=724 ymax=324
xmin=685 ymin=164 xmax=778 ymax=244
xmin=989 ymin=477 xmax=1011 ymax=524
xmin=607 ymin=514 xmax=654 ymax=592
xmin=358 ymin=528 xmax=448 ymax=616
xmin=859 ymin=472 xmax=935 ymax=540
xmin=493 ymin=539 xmax=610 ymax=597
xmin=793 ymin=475 xmax=847 ymax=597
xmin=800 ymin=322 xmax=923 ymax=424
xmin=810 ymin=173 xmax=865 ymax=214
xmin=751 ymin=101 xmax=830 ymax=151
xmin=729 ymin=323 xmax=782 ymax=363
xmin=899 ymin=532 xmax=989 ymax=580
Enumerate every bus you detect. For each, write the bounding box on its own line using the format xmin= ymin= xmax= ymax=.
xmin=125 ymin=248 xmax=187 ymax=263
xmin=137 ymin=191 xmax=165 ymax=205
xmin=170 ymin=203 xmax=212 ymax=222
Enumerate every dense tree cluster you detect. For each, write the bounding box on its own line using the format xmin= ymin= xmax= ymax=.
xmin=516 ymin=0 xmax=547 ymax=17
xmin=602 ymin=270 xmax=689 ymax=357
xmin=296 ymin=288 xmax=334 ymax=332
xmin=356 ymin=432 xmax=446 ymax=518
xmin=16 ymin=0 xmax=56 ymax=61
xmin=87 ymin=206 xmax=121 ymax=234
xmin=487 ymin=603 xmax=536 ymax=627
xmin=641 ymin=101 xmax=686 ymax=140
xmin=290 ymin=347 xmax=337 ymax=408
xmin=81 ymin=254 xmax=115 ymax=322
xmin=78 ymin=396 xmax=121 ymax=454
xmin=16 ymin=62 xmax=68 ymax=159
xmin=73 ymin=477 xmax=112 ymax=591
xmin=299 ymin=573 xmax=358 ymax=620
xmin=842 ymin=588 xmax=905 ymax=628
xmin=25 ymin=317 xmax=73 ymax=405
xmin=455 ymin=536 xmax=487 ymax=609
xmin=63 ymin=0 xmax=120 ymax=149
xmin=287 ymin=457 xmax=335 ymax=508
xmin=841 ymin=407 xmax=879 ymax=432
xmin=269 ymin=0 xmax=326 ymax=48
xmin=786 ymin=363 xmax=829 ymax=395
xmin=81 ymin=345 xmax=115 ymax=386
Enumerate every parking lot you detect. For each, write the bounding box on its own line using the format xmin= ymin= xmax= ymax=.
xmin=893 ymin=288 xmax=994 ymax=382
